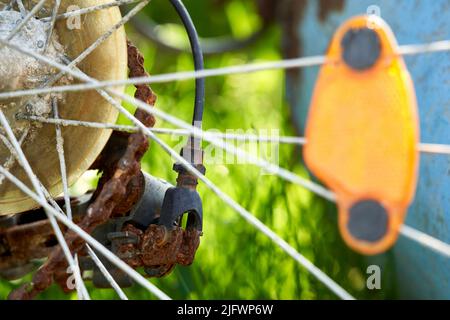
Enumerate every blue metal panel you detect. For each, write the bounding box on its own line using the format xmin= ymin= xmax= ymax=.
xmin=285 ymin=0 xmax=450 ymax=298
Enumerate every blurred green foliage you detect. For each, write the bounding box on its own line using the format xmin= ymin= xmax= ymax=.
xmin=0 ymin=0 xmax=396 ymax=300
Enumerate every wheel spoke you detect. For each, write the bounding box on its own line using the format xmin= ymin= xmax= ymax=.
xmin=86 ymin=244 xmax=128 ymax=300
xmin=40 ymin=0 xmax=143 ymax=22
xmin=0 ymin=128 xmax=28 ymax=188
xmin=53 ymin=93 xmax=128 ymax=300
xmin=45 ymin=0 xmax=149 ymax=87
xmin=5 ymin=33 xmax=450 ymax=260
xmin=19 ymin=115 xmax=450 ymax=155
xmin=120 ymin=93 xmax=450 ymax=258
xmin=0 ymin=110 xmax=89 ymax=300
xmin=18 ymin=115 xmax=307 ymax=143
xmin=0 ymin=0 xmax=449 ymax=301
xmin=41 ymin=180 xmax=128 ymax=300
xmin=52 ymin=98 xmax=72 ymax=219
xmin=1 ymin=38 xmax=449 ymax=101
xmin=418 ymin=143 xmax=450 ymax=155
xmin=4 ymin=0 xmax=47 ymax=41
xmin=0 ymin=165 xmax=172 ymax=300
xmin=2 ymin=0 xmax=16 ymax=11
xmin=144 ymin=128 xmax=356 ymax=300
xmin=400 ymin=225 xmax=450 ymax=258
xmin=0 ymin=27 xmax=356 ymax=299
xmin=43 ymin=0 xmax=61 ymax=52
xmin=0 ymin=1 xmax=167 ymax=300
xmin=15 ymin=0 xmax=26 ymax=16
xmin=0 ymin=34 xmax=335 ymax=200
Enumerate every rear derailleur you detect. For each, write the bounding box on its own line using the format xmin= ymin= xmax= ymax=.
xmin=0 ymin=166 xmax=203 ymax=288
xmin=0 ymin=41 xmax=205 ymax=298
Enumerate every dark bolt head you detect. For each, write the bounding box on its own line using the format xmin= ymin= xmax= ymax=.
xmin=341 ymin=27 xmax=381 ymax=71
xmin=347 ymin=200 xmax=388 ymax=243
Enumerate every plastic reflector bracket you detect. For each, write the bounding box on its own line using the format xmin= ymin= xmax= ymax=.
xmin=304 ymin=15 xmax=419 ymax=255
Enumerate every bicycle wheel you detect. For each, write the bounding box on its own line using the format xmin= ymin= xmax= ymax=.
xmin=0 ymin=0 xmax=448 ymax=301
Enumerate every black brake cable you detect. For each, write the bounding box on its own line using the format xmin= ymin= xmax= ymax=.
xmin=167 ymin=1 xmax=205 ymax=234
xmin=168 ymin=0 xmax=205 ymax=174
xmin=124 ymin=1 xmax=206 ymax=166
xmin=169 ymin=0 xmax=205 ymax=129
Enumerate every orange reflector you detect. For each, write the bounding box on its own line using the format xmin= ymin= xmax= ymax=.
xmin=304 ymin=16 xmax=419 ymax=255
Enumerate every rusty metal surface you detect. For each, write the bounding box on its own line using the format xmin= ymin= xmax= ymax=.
xmin=8 ymin=41 xmax=157 ymax=300
xmin=5 ymin=39 xmax=204 ymax=299
xmin=118 ymin=224 xmax=201 ymax=278
xmin=0 ymin=219 xmax=58 ymax=270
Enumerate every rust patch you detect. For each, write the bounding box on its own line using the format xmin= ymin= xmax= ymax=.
xmin=0 ymin=219 xmax=59 ymax=271
xmin=118 ymin=224 xmax=201 ymax=278
xmin=8 ymin=41 xmax=157 ymax=300
xmin=5 ymin=39 xmax=202 ymax=299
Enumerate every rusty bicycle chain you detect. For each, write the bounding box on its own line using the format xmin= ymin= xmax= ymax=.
xmin=4 ymin=41 xmax=201 ymax=299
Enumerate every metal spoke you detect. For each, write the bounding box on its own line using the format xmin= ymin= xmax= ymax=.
xmin=5 ymin=0 xmax=47 ymax=41
xmin=0 ymin=1 xmax=449 ymax=301
xmin=0 ymin=110 xmax=89 ymax=300
xmin=0 ymin=33 xmax=357 ymax=298
xmin=0 ymin=165 xmax=172 ymax=300
xmin=1 ymin=39 xmax=449 ymax=101
xmin=4 ymin=36 xmax=450 ymax=260
xmin=0 ymin=35 xmax=337 ymax=201
xmin=44 ymin=0 xmax=60 ymax=52
xmin=18 ymin=115 xmax=308 ymax=143
xmin=143 ymin=128 xmax=356 ymax=300
xmin=18 ymin=115 xmax=138 ymax=131
xmin=398 ymin=40 xmax=450 ymax=56
xmin=400 ymin=225 xmax=450 ymax=258
xmin=86 ymin=244 xmax=128 ymax=300
xmin=18 ymin=116 xmax=450 ymax=155
xmin=73 ymin=254 xmax=90 ymax=300
xmin=40 ymin=179 xmax=129 ymax=300
xmin=15 ymin=0 xmax=26 ymax=16
xmin=2 ymin=0 xmax=16 ymax=11
xmin=0 ymin=128 xmax=27 ymax=186
xmin=53 ymin=96 xmax=128 ymax=300
xmin=52 ymin=98 xmax=72 ymax=219
xmin=418 ymin=143 xmax=450 ymax=155
xmin=51 ymin=69 xmax=353 ymax=298
xmin=40 ymin=0 xmax=142 ymax=22
xmin=45 ymin=0 xmax=149 ymax=87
